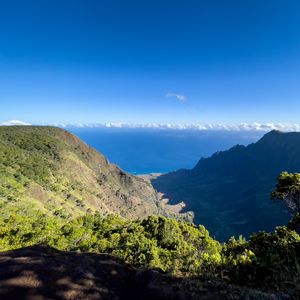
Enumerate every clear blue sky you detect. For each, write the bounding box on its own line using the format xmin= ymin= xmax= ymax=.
xmin=0 ymin=0 xmax=299 ymax=124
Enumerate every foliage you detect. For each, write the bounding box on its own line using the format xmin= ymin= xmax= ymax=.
xmin=0 ymin=202 xmax=298 ymax=300
xmin=0 ymin=199 xmax=62 ymax=250
xmin=221 ymin=227 xmax=300 ymax=291
xmin=0 ymin=203 xmax=298 ymax=294
xmin=52 ymin=214 xmax=221 ymax=274
xmin=288 ymin=213 xmax=300 ymax=232
xmin=272 ymin=171 xmax=300 ymax=215
xmin=0 ymin=126 xmax=60 ymax=187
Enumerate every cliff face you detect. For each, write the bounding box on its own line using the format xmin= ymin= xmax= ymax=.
xmin=152 ymin=130 xmax=300 ymax=240
xmin=0 ymin=126 xmax=190 ymax=221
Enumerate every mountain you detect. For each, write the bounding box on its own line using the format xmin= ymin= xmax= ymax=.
xmin=151 ymin=130 xmax=300 ymax=240
xmin=0 ymin=126 xmax=191 ymax=222
xmin=0 ymin=127 xmax=299 ymax=299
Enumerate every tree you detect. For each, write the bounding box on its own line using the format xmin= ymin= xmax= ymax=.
xmin=271 ymin=172 xmax=300 ymax=215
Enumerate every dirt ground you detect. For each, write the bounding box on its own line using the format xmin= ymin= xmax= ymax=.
xmin=0 ymin=245 xmax=292 ymax=300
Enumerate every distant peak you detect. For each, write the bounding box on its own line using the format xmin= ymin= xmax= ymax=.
xmin=267 ymin=129 xmax=282 ymax=134
xmin=256 ymin=129 xmax=300 ymax=146
xmin=259 ymin=129 xmax=283 ymax=140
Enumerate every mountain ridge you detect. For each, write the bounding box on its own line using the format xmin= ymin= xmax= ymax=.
xmin=151 ymin=130 xmax=300 ymax=240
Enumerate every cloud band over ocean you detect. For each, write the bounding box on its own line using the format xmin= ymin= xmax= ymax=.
xmin=2 ymin=120 xmax=300 ymax=132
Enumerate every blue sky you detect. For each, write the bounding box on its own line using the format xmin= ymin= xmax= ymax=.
xmin=0 ymin=0 xmax=299 ymax=125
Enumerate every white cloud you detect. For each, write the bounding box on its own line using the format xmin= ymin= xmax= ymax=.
xmin=52 ymin=122 xmax=300 ymax=132
xmin=165 ymin=92 xmax=187 ymax=102
xmin=2 ymin=120 xmax=300 ymax=133
xmin=0 ymin=120 xmax=31 ymax=126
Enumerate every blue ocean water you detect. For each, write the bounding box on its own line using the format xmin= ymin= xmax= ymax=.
xmin=70 ymin=128 xmax=264 ymax=174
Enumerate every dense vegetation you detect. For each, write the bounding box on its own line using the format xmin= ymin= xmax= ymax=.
xmin=0 ymin=207 xmax=299 ymax=295
xmin=0 ymin=126 xmax=92 ymax=221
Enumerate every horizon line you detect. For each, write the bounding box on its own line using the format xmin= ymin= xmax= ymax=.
xmin=1 ymin=120 xmax=300 ymax=132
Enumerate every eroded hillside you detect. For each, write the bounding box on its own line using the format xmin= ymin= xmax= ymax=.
xmin=0 ymin=126 xmax=191 ymax=221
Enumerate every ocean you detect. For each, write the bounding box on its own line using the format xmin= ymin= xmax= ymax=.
xmin=69 ymin=128 xmax=264 ymax=174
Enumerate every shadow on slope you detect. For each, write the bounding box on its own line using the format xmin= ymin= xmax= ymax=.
xmin=151 ymin=130 xmax=300 ymax=241
xmin=0 ymin=245 xmax=206 ymax=300
xmin=0 ymin=245 xmax=283 ymax=300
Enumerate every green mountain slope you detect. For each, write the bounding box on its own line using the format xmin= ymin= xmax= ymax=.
xmin=152 ymin=130 xmax=300 ymax=240
xmin=0 ymin=126 xmax=191 ymax=222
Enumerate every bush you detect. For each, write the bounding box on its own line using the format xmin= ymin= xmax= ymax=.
xmin=50 ymin=214 xmax=221 ymax=274
xmin=221 ymin=227 xmax=300 ymax=290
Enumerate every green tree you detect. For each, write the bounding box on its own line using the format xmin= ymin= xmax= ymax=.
xmin=271 ymin=172 xmax=300 ymax=214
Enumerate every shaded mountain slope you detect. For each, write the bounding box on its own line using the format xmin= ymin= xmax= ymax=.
xmin=0 ymin=126 xmax=190 ymax=221
xmin=152 ymin=130 xmax=300 ymax=240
